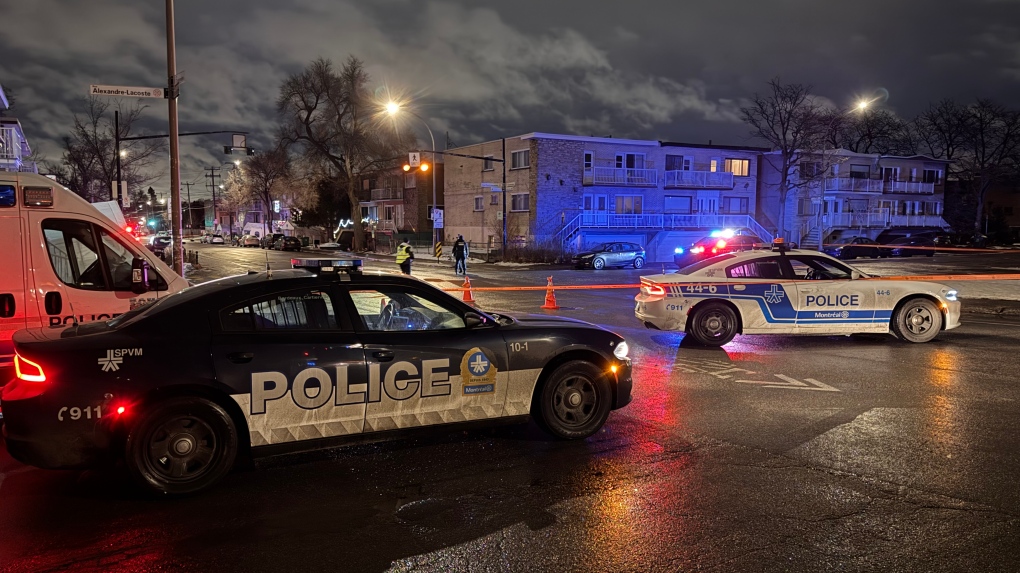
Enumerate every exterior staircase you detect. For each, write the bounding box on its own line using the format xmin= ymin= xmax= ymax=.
xmin=800 ymin=228 xmax=822 ymax=250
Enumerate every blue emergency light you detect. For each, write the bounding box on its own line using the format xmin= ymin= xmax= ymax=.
xmin=291 ymin=258 xmax=363 ymax=274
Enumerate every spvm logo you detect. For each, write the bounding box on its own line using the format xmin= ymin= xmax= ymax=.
xmin=98 ymin=348 xmax=143 ymax=372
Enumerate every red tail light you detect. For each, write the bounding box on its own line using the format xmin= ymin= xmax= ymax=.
xmin=643 ymin=284 xmax=666 ymax=296
xmin=15 ymin=353 xmax=46 ymax=382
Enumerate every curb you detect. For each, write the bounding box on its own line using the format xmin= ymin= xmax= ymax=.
xmin=961 ymin=299 xmax=1020 ymax=316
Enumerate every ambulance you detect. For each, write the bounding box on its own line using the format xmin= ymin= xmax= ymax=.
xmin=0 ymin=172 xmax=188 ymax=373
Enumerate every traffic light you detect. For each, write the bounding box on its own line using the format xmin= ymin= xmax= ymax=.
xmin=247 ymin=148 xmax=256 ymax=156
xmin=402 ymin=162 xmax=430 ymax=172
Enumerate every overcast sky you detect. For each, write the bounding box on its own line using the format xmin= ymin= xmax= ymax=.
xmin=2 ymin=0 xmax=1018 ymax=198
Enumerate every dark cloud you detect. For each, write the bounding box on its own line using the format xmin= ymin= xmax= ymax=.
xmin=1 ymin=0 xmax=1018 ymax=196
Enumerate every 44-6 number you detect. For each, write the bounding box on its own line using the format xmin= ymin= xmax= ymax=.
xmin=685 ymin=284 xmax=718 ymax=294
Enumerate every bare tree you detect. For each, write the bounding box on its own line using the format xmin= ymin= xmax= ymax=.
xmin=741 ymin=79 xmax=832 ymax=241
xmin=957 ymin=100 xmax=1020 ymax=233
xmin=53 ymin=96 xmax=165 ymax=202
xmin=226 ymin=147 xmax=292 ymax=232
xmin=277 ymin=56 xmax=410 ymax=251
xmin=824 ymin=107 xmax=913 ymax=155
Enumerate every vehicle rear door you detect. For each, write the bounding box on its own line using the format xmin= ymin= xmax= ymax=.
xmin=788 ymin=255 xmax=877 ymax=331
xmin=211 ymin=285 xmax=368 ymax=447
xmin=342 ymin=283 xmax=510 ymax=434
xmin=0 ymin=184 xmax=26 ymax=369
xmin=723 ymin=255 xmax=798 ymax=330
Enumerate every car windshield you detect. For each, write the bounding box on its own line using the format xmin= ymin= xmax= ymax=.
xmin=835 ymin=238 xmax=856 ymax=244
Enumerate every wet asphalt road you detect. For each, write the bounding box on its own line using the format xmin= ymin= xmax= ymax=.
xmin=2 ymin=245 xmax=1020 ymax=572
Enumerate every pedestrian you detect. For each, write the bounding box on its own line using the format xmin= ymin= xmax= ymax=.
xmin=453 ymin=234 xmax=468 ymax=275
xmin=396 ymin=240 xmax=414 ymax=275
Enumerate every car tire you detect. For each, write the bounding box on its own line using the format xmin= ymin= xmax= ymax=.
xmin=891 ymin=298 xmax=943 ymax=343
xmin=633 ymin=257 xmax=645 ymax=269
xmin=535 ymin=360 xmax=612 ymax=439
xmin=125 ymin=397 xmax=238 ymax=496
xmin=688 ymin=302 xmax=739 ymax=346
xmin=592 ymin=257 xmax=605 ymax=270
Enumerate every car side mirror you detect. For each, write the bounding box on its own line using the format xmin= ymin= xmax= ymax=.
xmin=131 ymin=257 xmax=150 ymax=294
xmin=851 ymin=270 xmax=861 ymax=280
xmin=464 ymin=311 xmax=484 ymax=328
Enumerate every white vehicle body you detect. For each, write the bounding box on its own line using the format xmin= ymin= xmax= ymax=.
xmin=635 ymin=247 xmax=961 ymax=345
xmin=0 ymin=172 xmax=188 ymax=369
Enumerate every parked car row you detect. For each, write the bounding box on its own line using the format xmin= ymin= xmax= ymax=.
xmin=822 ymin=235 xmax=936 ymax=259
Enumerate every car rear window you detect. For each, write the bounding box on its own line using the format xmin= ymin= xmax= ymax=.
xmin=676 ymin=253 xmax=737 ymax=275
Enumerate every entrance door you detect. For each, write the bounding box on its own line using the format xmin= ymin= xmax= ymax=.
xmin=696 ymin=191 xmax=719 ymax=215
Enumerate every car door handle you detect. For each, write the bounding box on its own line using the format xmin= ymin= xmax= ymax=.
xmin=227 ymin=352 xmax=254 ymax=364
xmin=372 ymin=351 xmax=394 ymax=362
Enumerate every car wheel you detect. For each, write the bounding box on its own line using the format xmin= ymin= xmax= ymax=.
xmin=891 ymin=298 xmax=943 ymax=343
xmin=535 ymin=360 xmax=612 ymax=439
xmin=592 ymin=257 xmax=605 ymax=270
xmin=688 ymin=302 xmax=739 ymax=346
xmin=633 ymin=256 xmax=645 ymax=269
xmin=125 ymin=397 xmax=238 ymax=496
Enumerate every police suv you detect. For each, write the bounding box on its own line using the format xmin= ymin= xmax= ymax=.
xmin=635 ymin=240 xmax=961 ymax=346
xmin=1 ymin=260 xmax=632 ymax=495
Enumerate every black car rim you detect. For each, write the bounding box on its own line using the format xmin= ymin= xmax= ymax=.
xmin=904 ymin=304 xmax=936 ymax=336
xmin=551 ymin=375 xmax=599 ymax=428
xmin=698 ymin=309 xmax=731 ymax=339
xmin=145 ymin=415 xmax=218 ymax=483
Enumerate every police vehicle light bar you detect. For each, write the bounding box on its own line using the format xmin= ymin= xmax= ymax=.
xmin=772 ymin=238 xmax=789 ymax=253
xmin=291 ymin=258 xmax=363 ymax=274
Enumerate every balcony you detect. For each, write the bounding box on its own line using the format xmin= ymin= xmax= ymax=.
xmin=882 ymin=180 xmax=935 ymax=194
xmin=664 ymin=170 xmax=734 ymax=189
xmin=591 ymin=167 xmax=658 ymax=186
xmin=558 ymin=212 xmax=773 ymax=242
xmin=820 ymin=210 xmax=948 ymax=229
xmin=370 ymin=188 xmax=403 ymax=201
xmin=824 ymin=177 xmax=883 ymax=193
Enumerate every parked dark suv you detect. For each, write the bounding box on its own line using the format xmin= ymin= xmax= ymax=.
xmin=273 ymin=236 xmax=302 ymax=252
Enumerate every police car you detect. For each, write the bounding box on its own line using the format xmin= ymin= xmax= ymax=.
xmin=1 ymin=260 xmax=632 ymax=495
xmin=635 ymin=240 xmax=961 ymax=346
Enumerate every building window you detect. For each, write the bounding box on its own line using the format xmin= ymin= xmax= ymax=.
xmin=252 ymin=212 xmax=261 ymax=223
xmin=474 ymin=196 xmax=484 ymax=211
xmin=511 ymin=150 xmax=530 ymax=169
xmin=510 ymin=193 xmax=529 ymax=211
xmin=583 ymin=151 xmax=593 ymax=170
xmin=664 ymin=195 xmax=692 ymax=214
xmin=385 ymin=206 xmax=394 ymax=221
xmin=483 ymin=155 xmax=494 ymax=171
xmin=849 ymin=164 xmax=870 ymax=179
xmin=722 ymin=196 xmax=748 ymax=214
xmin=490 ymin=194 xmax=499 ymax=205
xmin=724 ymin=159 xmax=749 ymax=177
xmin=799 ymin=161 xmax=822 ymax=178
xmin=615 ymin=195 xmax=642 ymax=214
xmin=666 ymin=155 xmax=690 ymax=171
xmin=404 ymin=173 xmax=416 ymax=188
xmin=615 ymin=153 xmax=645 ymax=169
xmin=797 ymin=198 xmax=817 ymax=216
xmin=922 ymin=169 xmax=942 ymax=184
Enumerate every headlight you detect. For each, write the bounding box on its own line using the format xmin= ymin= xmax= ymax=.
xmin=613 ymin=340 xmax=629 ymax=360
xmin=580 ymin=254 xmax=593 ymax=259
xmin=945 ymin=290 xmax=958 ymax=302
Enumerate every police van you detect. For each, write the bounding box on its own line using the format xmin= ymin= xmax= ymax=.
xmin=1 ymin=259 xmax=633 ymax=495
xmin=0 ymin=172 xmax=188 ymax=373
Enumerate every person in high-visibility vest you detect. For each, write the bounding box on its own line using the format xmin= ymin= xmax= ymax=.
xmin=395 ymin=240 xmax=414 ymax=275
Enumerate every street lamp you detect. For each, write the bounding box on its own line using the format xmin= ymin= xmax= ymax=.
xmin=386 ymin=102 xmax=438 ymax=253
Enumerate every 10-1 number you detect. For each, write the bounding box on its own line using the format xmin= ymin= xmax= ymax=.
xmin=510 ymin=342 xmax=529 ymax=352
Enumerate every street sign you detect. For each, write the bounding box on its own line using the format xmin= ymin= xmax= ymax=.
xmin=90 ymin=85 xmax=166 ymax=99
xmin=409 ymin=152 xmax=421 ymax=168
xmin=432 ymin=208 xmax=444 ymax=228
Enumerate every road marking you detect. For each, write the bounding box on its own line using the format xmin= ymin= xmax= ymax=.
xmin=674 ymin=358 xmax=756 ymax=379
xmin=735 ymin=374 xmax=840 ymax=392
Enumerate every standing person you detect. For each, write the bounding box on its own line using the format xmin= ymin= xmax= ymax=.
xmin=396 ymin=240 xmax=414 ymax=275
xmin=453 ymin=234 xmax=468 ymax=275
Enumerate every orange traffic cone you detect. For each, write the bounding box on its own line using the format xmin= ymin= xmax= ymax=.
xmin=541 ymin=276 xmax=560 ymax=310
xmin=462 ymin=275 xmax=475 ymax=304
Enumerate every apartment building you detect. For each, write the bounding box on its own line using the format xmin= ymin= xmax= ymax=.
xmin=0 ymin=84 xmax=36 ymax=175
xmin=444 ymin=132 xmax=771 ymax=262
xmin=359 ymin=161 xmax=445 ymax=241
xmin=759 ymin=149 xmax=951 ymax=248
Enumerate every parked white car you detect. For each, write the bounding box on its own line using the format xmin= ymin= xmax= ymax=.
xmin=635 ymin=241 xmax=961 ymax=346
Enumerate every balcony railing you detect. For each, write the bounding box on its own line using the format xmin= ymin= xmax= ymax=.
xmin=820 ymin=210 xmax=948 ymax=229
xmin=882 ymin=181 xmax=936 ymax=194
xmin=591 ymin=167 xmax=658 ymax=186
xmin=555 ymin=212 xmax=774 ymax=245
xmin=370 ymin=188 xmax=403 ymax=201
xmin=825 ymin=177 xmax=884 ymax=193
xmin=664 ymin=170 xmax=734 ymax=189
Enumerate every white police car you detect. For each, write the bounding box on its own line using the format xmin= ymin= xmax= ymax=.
xmin=1 ymin=259 xmax=632 ymax=495
xmin=635 ymin=240 xmax=961 ymax=346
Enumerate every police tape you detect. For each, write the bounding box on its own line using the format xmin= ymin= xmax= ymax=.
xmin=440 ymin=274 xmax=1020 ymax=293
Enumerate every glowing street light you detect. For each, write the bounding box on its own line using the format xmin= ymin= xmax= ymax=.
xmin=386 ymin=101 xmax=438 ymax=252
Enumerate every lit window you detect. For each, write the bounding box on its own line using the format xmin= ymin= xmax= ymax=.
xmin=724 ymin=159 xmax=749 ymax=177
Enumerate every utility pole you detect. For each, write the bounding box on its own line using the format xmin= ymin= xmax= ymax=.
xmin=165 ymin=0 xmax=183 ymax=275
xmin=205 ymin=167 xmax=221 ymax=233
xmin=183 ymin=181 xmax=193 ymax=229
xmin=114 ymin=110 xmax=121 ymax=202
